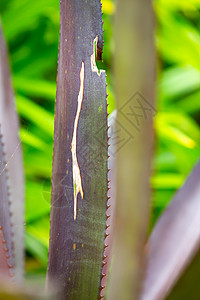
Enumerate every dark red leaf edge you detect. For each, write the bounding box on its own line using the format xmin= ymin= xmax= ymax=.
xmin=0 ymin=228 xmax=13 ymax=278
xmin=100 ymin=110 xmax=117 ymax=299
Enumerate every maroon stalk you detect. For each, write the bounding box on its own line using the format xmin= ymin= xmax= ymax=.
xmin=46 ymin=1 xmax=108 ymax=299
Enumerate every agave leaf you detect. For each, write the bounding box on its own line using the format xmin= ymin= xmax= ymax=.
xmin=0 ymin=20 xmax=24 ymax=281
xmin=141 ymin=160 xmax=200 ymax=300
xmin=46 ymin=1 xmax=107 ymax=299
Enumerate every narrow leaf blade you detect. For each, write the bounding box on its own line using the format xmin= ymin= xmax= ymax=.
xmin=142 ymin=161 xmax=200 ymax=300
xmin=0 ymin=20 xmax=25 ymax=281
xmin=46 ymin=1 xmax=107 ymax=299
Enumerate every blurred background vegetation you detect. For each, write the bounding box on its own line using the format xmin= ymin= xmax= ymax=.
xmin=0 ymin=0 xmax=200 ymax=282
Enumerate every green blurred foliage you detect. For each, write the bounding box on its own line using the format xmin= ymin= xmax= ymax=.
xmin=152 ymin=0 xmax=200 ymax=224
xmin=0 ymin=0 xmax=200 ymax=277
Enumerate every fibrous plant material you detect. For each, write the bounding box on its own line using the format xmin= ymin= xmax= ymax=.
xmin=107 ymin=0 xmax=156 ymax=299
xmin=71 ymin=61 xmax=84 ymax=221
xmin=141 ymin=160 xmax=200 ymax=300
xmin=0 ymin=20 xmax=24 ymax=281
xmin=46 ymin=1 xmax=107 ymax=299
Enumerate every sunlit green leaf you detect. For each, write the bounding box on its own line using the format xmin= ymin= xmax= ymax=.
xmin=14 ymin=76 xmax=56 ymax=101
xmin=16 ymin=94 xmax=54 ymax=136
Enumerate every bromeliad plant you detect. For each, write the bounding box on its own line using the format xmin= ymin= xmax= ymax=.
xmin=0 ymin=1 xmax=200 ymax=300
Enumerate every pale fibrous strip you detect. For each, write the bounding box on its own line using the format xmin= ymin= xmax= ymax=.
xmin=71 ymin=61 xmax=85 ymax=220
